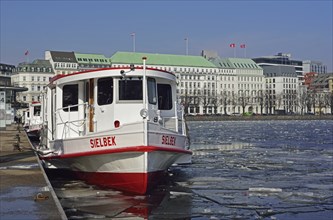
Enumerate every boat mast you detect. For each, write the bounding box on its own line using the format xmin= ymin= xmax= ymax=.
xmin=142 ymin=57 xmax=148 ymax=146
xmin=142 ymin=57 xmax=148 ymax=110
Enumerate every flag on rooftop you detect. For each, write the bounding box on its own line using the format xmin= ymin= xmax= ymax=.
xmin=229 ymin=43 xmax=236 ymax=48
xmin=24 ymin=50 xmax=29 ymax=56
xmin=240 ymin=44 xmax=246 ymax=48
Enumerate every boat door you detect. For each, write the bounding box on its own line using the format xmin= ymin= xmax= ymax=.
xmin=55 ymin=81 xmax=85 ymax=139
xmin=146 ymin=77 xmax=159 ymax=121
xmin=93 ymin=77 xmax=114 ymax=132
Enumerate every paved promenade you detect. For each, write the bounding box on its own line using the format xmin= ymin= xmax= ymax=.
xmin=0 ymin=124 xmax=67 ymax=220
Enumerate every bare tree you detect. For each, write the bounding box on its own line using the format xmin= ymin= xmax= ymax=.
xmin=328 ymin=92 xmax=333 ymax=115
xmin=306 ymin=90 xmax=316 ymax=114
xmin=316 ymin=91 xmax=330 ymax=115
xmin=297 ymin=89 xmax=308 ymax=115
xmin=257 ymin=90 xmax=265 ymax=115
xmin=238 ymin=90 xmax=251 ymax=114
xmin=266 ymin=90 xmax=277 ymax=114
xmin=220 ymin=90 xmax=230 ymax=115
xmin=180 ymin=90 xmax=190 ymax=115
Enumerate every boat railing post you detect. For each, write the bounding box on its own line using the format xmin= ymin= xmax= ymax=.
xmin=182 ymin=106 xmax=186 ymax=135
xmin=68 ymin=105 xmax=71 ymax=137
xmin=175 ymin=101 xmax=178 ymax=132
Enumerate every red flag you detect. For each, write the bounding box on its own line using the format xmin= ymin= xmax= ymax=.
xmin=229 ymin=43 xmax=236 ymax=48
xmin=240 ymin=44 xmax=246 ymax=48
xmin=24 ymin=50 xmax=29 ymax=56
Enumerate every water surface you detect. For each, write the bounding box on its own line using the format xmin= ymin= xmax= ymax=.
xmin=50 ymin=120 xmax=333 ymax=219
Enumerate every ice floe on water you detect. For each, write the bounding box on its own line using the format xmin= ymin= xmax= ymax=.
xmin=48 ymin=120 xmax=333 ymax=219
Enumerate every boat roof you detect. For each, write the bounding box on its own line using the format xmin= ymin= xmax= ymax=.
xmin=49 ymin=67 xmax=176 ymax=86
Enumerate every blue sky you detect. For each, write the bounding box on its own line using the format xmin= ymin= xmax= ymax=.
xmin=1 ymin=0 xmax=332 ymax=71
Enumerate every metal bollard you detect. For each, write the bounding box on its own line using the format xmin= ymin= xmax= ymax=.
xmin=15 ymin=134 xmax=21 ymax=142
xmin=13 ymin=140 xmax=22 ymax=151
xmin=16 ymin=125 xmax=21 ymax=133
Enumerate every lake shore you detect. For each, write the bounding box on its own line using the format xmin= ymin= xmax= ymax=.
xmin=186 ymin=114 xmax=333 ymax=121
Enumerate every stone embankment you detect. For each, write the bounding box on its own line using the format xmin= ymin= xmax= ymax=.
xmin=0 ymin=123 xmax=67 ymax=220
xmin=186 ymin=114 xmax=333 ymax=121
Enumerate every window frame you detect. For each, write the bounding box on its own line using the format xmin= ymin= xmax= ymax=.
xmin=62 ymin=84 xmax=78 ymax=112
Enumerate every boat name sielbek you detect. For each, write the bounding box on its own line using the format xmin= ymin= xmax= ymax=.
xmin=162 ymin=135 xmax=176 ymax=146
xmin=90 ymin=136 xmax=116 ymax=148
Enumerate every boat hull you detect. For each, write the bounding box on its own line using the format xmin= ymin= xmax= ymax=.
xmin=41 ymin=146 xmax=191 ymax=194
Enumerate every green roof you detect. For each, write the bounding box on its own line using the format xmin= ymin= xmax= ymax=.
xmin=207 ymin=57 xmax=235 ymax=69
xmin=75 ymin=53 xmax=112 ymax=64
xmin=111 ymin=52 xmax=216 ymax=68
xmin=206 ymin=57 xmax=262 ymax=70
xmin=226 ymin=58 xmax=262 ymax=69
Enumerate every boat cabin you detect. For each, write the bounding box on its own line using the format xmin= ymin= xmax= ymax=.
xmin=42 ymin=65 xmax=184 ymax=141
xmin=23 ymin=102 xmax=42 ymax=130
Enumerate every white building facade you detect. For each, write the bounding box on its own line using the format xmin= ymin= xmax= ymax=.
xmin=262 ymin=66 xmax=299 ymax=114
xmin=11 ymin=60 xmax=54 ymax=104
xmin=111 ymin=52 xmax=265 ymax=115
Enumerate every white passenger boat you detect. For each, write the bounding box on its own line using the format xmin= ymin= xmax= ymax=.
xmin=38 ymin=57 xmax=191 ymax=194
xmin=23 ymin=101 xmax=42 ymax=139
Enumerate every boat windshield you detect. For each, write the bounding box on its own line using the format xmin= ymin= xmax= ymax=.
xmin=157 ymin=84 xmax=173 ymax=110
xmin=119 ymin=79 xmax=143 ymax=101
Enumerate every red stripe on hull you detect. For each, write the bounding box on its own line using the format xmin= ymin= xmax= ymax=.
xmin=74 ymin=170 xmax=166 ymax=194
xmin=41 ymin=145 xmax=192 ymax=160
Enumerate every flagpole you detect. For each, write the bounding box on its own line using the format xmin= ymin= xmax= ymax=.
xmin=230 ymin=43 xmax=236 ymax=58
xmin=185 ymin=37 xmax=188 ymax=55
xmin=131 ymin=33 xmax=136 ymax=52
xmin=25 ymin=50 xmax=29 ymax=63
xmin=240 ymin=44 xmax=246 ymax=58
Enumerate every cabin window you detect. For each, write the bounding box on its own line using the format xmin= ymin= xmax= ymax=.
xmin=157 ymin=84 xmax=173 ymax=110
xmin=119 ymin=79 xmax=143 ymax=101
xmin=98 ymin=77 xmax=113 ymax=105
xmin=34 ymin=106 xmax=41 ymax=116
xmin=148 ymin=78 xmax=157 ymax=104
xmin=63 ymin=84 xmax=78 ymax=111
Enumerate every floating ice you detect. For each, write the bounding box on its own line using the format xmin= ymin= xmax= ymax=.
xmin=249 ymin=188 xmax=282 ymax=193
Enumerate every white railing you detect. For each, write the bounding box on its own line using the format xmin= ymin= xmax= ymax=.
xmin=55 ymin=102 xmax=89 ymax=138
xmin=161 ymin=102 xmax=186 ymax=135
